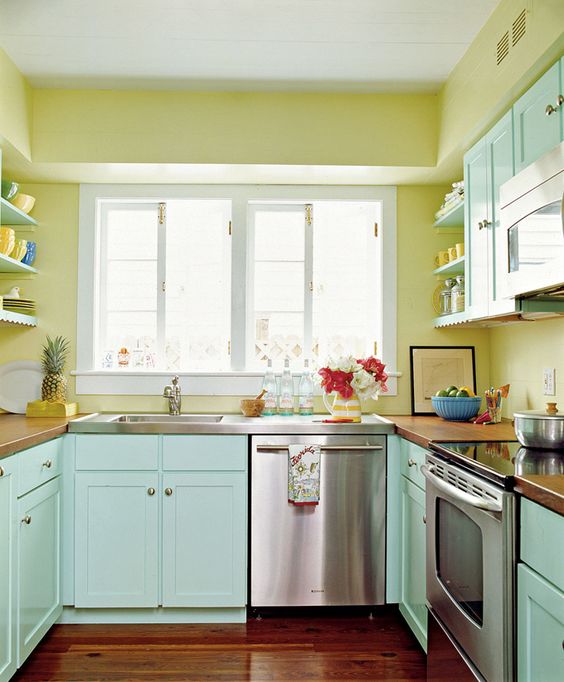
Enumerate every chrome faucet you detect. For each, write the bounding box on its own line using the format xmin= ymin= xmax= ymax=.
xmin=163 ymin=375 xmax=182 ymax=415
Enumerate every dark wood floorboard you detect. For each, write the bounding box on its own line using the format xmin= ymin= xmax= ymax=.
xmin=13 ymin=608 xmax=426 ymax=681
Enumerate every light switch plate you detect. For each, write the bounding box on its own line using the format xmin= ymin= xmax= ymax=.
xmin=543 ymin=368 xmax=555 ymax=395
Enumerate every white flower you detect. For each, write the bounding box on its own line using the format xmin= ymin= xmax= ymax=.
xmin=351 ymin=368 xmax=379 ymax=400
xmin=327 ymin=355 xmax=362 ymax=373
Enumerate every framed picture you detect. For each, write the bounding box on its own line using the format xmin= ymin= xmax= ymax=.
xmin=409 ymin=346 xmax=476 ymax=415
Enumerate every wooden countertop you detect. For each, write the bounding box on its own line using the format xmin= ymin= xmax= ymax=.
xmin=1 ymin=412 xmax=562 ymax=515
xmin=0 ymin=414 xmax=73 ymax=459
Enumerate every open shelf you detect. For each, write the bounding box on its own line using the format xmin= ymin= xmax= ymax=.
xmin=0 ymin=309 xmax=37 ymax=327
xmin=433 ymin=255 xmax=465 ymax=277
xmin=433 ymin=201 xmax=464 ymax=229
xmin=0 ymin=252 xmax=38 ymax=274
xmin=0 ymin=197 xmax=38 ymax=227
xmin=433 ymin=311 xmax=471 ymax=328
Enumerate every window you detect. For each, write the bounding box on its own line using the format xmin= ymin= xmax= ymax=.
xmin=249 ymin=201 xmax=380 ymax=369
xmin=76 ymin=185 xmax=397 ymax=395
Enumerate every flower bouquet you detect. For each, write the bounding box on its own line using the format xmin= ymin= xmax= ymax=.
xmin=318 ymin=355 xmax=388 ymax=421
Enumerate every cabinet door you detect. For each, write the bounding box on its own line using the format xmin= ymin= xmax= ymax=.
xmin=464 ymin=137 xmax=489 ymax=319
xmin=399 ymin=476 xmax=427 ymax=651
xmin=162 ymin=471 xmax=247 ymax=607
xmin=18 ymin=477 xmax=62 ymax=667
xmin=74 ymin=472 xmax=159 ymax=607
xmin=517 ymin=563 xmax=564 ymax=682
xmin=0 ymin=459 xmax=17 ymax=682
xmin=486 ymin=109 xmax=516 ymax=315
xmin=514 ymin=61 xmax=563 ymax=173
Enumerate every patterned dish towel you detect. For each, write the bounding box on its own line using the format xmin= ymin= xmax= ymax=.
xmin=288 ymin=444 xmax=321 ymax=506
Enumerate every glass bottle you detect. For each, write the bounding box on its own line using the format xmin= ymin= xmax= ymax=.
xmin=278 ymin=358 xmax=294 ymax=416
xmin=261 ymin=359 xmax=277 ymax=416
xmin=440 ymin=278 xmax=455 ymax=315
xmin=298 ymin=359 xmax=314 ymax=416
xmin=451 ymin=275 xmax=465 ymax=313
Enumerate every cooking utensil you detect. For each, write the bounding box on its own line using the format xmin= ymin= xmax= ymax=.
xmin=514 ymin=403 xmax=564 ymax=449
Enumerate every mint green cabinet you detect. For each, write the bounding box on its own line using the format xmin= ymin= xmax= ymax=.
xmin=398 ymin=439 xmax=427 ymax=651
xmin=74 ymin=472 xmax=159 ymax=607
xmin=18 ymin=476 xmax=62 ymax=666
xmin=514 ymin=59 xmax=564 ymax=173
xmin=464 ymin=109 xmax=516 ymax=320
xmin=518 ymin=563 xmax=564 ymax=682
xmin=161 ymin=471 xmax=247 ymax=607
xmin=0 ymin=458 xmax=17 ymax=682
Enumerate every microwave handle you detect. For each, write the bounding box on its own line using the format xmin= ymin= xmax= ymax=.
xmin=421 ymin=464 xmax=502 ymax=513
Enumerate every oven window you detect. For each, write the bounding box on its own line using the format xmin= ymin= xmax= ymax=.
xmin=508 ymin=200 xmax=563 ymax=273
xmin=436 ymin=499 xmax=484 ymax=626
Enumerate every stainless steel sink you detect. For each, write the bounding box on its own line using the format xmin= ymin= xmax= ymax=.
xmin=113 ymin=414 xmax=223 ymax=423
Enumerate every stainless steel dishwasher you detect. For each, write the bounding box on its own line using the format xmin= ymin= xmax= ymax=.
xmin=251 ymin=434 xmax=386 ymax=607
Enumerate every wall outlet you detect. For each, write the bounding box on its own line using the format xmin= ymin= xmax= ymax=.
xmin=543 ymin=368 xmax=555 ymax=396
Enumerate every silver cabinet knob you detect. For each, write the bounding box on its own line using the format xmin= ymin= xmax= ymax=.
xmin=42 ymin=459 xmax=53 ymax=469
xmin=546 ymin=104 xmax=557 ymax=116
xmin=423 ymin=515 xmax=427 ymax=525
xmin=22 ymin=515 xmax=32 ymax=525
xmin=407 ymin=458 xmax=417 ymax=468
xmin=164 ymin=487 xmax=173 ymax=496
xmin=147 ymin=487 xmax=156 ymax=496
xmin=478 ymin=221 xmax=484 ymax=229
xmin=0 ymin=466 xmax=4 ymax=477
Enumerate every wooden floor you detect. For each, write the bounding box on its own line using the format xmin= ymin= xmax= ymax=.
xmin=13 ymin=607 xmax=426 ymax=681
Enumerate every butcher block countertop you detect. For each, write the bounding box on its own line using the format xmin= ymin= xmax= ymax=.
xmin=1 ymin=412 xmax=562 ymax=515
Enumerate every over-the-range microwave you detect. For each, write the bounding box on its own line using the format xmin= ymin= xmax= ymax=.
xmin=500 ymin=140 xmax=564 ymax=298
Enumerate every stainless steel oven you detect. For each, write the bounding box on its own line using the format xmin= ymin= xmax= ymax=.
xmin=423 ymin=452 xmax=515 ymax=682
xmin=500 ymin=140 xmax=564 ymax=298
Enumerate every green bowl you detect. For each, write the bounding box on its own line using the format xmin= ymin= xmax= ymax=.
xmin=1 ymin=180 xmax=19 ymax=201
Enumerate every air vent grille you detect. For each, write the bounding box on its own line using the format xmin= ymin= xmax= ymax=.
xmin=512 ymin=9 xmax=527 ymax=46
xmin=497 ymin=31 xmax=510 ymax=65
xmin=430 ymin=459 xmax=500 ymax=504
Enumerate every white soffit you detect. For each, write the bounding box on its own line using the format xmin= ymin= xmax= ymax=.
xmin=0 ymin=0 xmax=499 ymax=92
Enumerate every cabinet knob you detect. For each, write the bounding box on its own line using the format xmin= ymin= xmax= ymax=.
xmin=42 ymin=459 xmax=53 ymax=469
xmin=164 ymin=487 xmax=173 ymax=496
xmin=147 ymin=487 xmax=156 ymax=496
xmin=546 ymin=103 xmax=557 ymax=116
xmin=423 ymin=515 xmax=427 ymax=524
xmin=407 ymin=458 xmax=417 ymax=468
xmin=0 ymin=466 xmax=4 ymax=477
xmin=478 ymin=221 xmax=484 ymax=230
xmin=22 ymin=515 xmax=32 ymax=525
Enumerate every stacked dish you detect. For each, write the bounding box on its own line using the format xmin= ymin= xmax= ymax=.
xmin=1 ymin=297 xmax=36 ymax=315
xmin=0 ymin=227 xmax=15 ymax=256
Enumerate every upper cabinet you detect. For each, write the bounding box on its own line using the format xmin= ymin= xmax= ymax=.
xmin=465 ymin=110 xmax=517 ymax=319
xmin=514 ymin=58 xmax=564 ymax=173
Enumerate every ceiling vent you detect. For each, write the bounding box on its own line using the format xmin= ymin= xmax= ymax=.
xmin=496 ymin=31 xmax=510 ymax=65
xmin=512 ymin=9 xmax=527 ymax=46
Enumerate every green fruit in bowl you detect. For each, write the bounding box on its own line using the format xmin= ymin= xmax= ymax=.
xmin=435 ymin=389 xmax=448 ymax=397
xmin=456 ymin=389 xmax=469 ymax=397
xmin=448 ymin=389 xmax=459 ymax=397
xmin=446 ymin=385 xmax=458 ymax=394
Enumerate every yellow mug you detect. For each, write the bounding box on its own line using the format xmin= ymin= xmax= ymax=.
xmin=448 ymin=246 xmax=458 ymax=261
xmin=434 ymin=250 xmax=450 ymax=267
xmin=456 ymin=242 xmax=465 ymax=258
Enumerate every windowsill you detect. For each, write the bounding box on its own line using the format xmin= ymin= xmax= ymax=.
xmin=72 ymin=370 xmax=400 ymax=396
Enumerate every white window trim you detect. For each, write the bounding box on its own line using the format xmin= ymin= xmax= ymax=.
xmin=75 ymin=184 xmax=398 ymax=396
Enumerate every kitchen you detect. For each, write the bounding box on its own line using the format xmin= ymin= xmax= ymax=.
xmin=0 ymin=1 xmax=563 ymax=680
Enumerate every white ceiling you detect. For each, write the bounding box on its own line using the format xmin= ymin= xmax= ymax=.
xmin=0 ymin=0 xmax=499 ymax=92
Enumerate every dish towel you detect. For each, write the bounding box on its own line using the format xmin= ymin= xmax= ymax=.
xmin=288 ymin=444 xmax=321 ymax=506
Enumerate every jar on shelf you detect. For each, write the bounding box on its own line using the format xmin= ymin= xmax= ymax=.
xmin=439 ymin=278 xmax=456 ymax=315
xmin=451 ymin=275 xmax=465 ymax=313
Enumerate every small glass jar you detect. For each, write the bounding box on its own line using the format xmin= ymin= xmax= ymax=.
xmin=451 ymin=275 xmax=465 ymax=313
xmin=439 ymin=278 xmax=455 ymax=315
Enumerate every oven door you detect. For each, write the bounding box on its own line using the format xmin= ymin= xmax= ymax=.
xmin=423 ymin=455 xmax=514 ymax=682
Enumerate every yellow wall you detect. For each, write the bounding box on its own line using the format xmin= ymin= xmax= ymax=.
xmin=0 ymin=48 xmax=32 ymax=159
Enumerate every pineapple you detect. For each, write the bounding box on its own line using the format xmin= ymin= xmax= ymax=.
xmin=41 ymin=335 xmax=70 ymax=402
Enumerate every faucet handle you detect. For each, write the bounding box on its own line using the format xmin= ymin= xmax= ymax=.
xmin=163 ymin=385 xmax=173 ymax=398
xmin=172 ymin=375 xmax=180 ymax=387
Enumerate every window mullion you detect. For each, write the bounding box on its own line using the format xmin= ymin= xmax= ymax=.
xmin=156 ymin=202 xmax=167 ymax=370
xmin=304 ymin=203 xmax=314 ymax=362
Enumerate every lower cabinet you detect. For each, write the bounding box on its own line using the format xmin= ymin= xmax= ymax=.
xmin=398 ymin=439 xmax=427 ymax=651
xmin=517 ymin=498 xmax=564 ymax=681
xmin=74 ymin=434 xmax=248 ymax=613
xmin=18 ymin=476 xmax=62 ymax=666
xmin=0 ymin=458 xmax=17 ymax=682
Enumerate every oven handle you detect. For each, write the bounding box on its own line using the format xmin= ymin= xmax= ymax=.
xmin=421 ymin=464 xmax=502 ymax=513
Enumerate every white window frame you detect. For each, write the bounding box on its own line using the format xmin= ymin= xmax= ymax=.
xmin=75 ymin=184 xmax=398 ymax=396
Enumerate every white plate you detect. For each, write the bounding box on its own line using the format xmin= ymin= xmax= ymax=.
xmin=0 ymin=360 xmax=43 ymax=414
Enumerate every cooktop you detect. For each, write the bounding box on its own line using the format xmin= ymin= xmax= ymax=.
xmin=429 ymin=440 xmax=564 ymax=488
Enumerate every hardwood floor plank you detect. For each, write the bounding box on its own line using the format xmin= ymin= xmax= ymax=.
xmin=13 ymin=610 xmax=426 ymax=681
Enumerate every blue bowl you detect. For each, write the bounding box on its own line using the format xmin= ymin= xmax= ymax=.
xmin=431 ymin=396 xmax=482 ymax=421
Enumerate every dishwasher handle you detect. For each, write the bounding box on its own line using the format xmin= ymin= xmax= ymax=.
xmin=256 ymin=444 xmax=383 ymax=452
xmin=420 ymin=464 xmax=502 ymax=513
